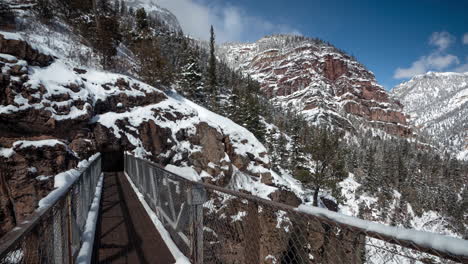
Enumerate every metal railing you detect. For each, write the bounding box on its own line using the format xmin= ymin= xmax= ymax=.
xmin=0 ymin=155 xmax=102 ymax=264
xmin=125 ymin=154 xmax=468 ymax=264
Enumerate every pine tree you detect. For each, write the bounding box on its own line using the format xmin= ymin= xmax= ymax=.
xmin=0 ymin=2 xmax=14 ymax=29
xmin=113 ymin=0 xmax=119 ymax=14
xmin=207 ymin=25 xmax=217 ymax=102
xmin=37 ymin=0 xmax=54 ymax=21
xmin=136 ymin=8 xmax=148 ymax=30
xmin=97 ymin=0 xmax=110 ymax=12
xmin=295 ymin=127 xmax=347 ymax=206
xmin=134 ymin=39 xmax=172 ymax=86
xmin=95 ymin=13 xmax=120 ymax=69
xmin=178 ymin=46 xmax=203 ymax=99
xmin=119 ymin=0 xmax=126 ymax=15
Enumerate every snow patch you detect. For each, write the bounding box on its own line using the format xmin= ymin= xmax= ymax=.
xmin=13 ymin=139 xmax=66 ymax=149
xmin=165 ymin=164 xmax=200 ymax=181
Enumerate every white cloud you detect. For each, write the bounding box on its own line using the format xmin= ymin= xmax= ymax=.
xmin=429 ymin=31 xmax=455 ymax=51
xmin=394 ymin=31 xmax=462 ymax=79
xmin=463 ymin=33 xmax=468 ymax=45
xmin=394 ymin=53 xmax=459 ymax=79
xmin=155 ymin=0 xmax=300 ymax=42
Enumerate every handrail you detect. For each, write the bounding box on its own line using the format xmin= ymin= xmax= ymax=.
xmin=0 ymin=154 xmax=102 ymax=263
xmin=127 ymin=154 xmax=468 ymax=263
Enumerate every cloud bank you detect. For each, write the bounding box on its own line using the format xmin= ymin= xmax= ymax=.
xmin=155 ymin=0 xmax=300 ymax=43
xmin=394 ymin=31 xmax=468 ymax=79
xmin=463 ymin=33 xmax=468 ymax=45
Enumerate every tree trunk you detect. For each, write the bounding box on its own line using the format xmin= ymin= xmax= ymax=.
xmin=313 ymin=186 xmax=320 ymax=207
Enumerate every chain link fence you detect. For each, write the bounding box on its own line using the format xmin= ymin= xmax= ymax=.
xmin=125 ymin=154 xmax=468 ymax=264
xmin=0 ymin=155 xmax=102 ymax=264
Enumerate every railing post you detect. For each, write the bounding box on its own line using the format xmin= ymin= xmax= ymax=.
xmin=66 ymin=193 xmax=73 ymax=264
xmin=53 ymin=205 xmax=64 ymax=264
xmin=189 ymin=184 xmax=206 ymax=264
xmin=149 ymin=168 xmax=159 ymax=210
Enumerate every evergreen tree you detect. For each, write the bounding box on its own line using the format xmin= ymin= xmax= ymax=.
xmin=0 ymin=2 xmax=14 ymax=29
xmin=37 ymin=0 xmax=54 ymax=20
xmin=207 ymin=25 xmax=217 ymax=102
xmin=113 ymin=0 xmax=119 ymax=14
xmin=136 ymin=8 xmax=148 ymax=30
xmin=294 ymin=128 xmax=347 ymax=206
xmin=119 ymin=0 xmax=126 ymax=15
xmin=178 ymin=45 xmax=203 ymax=99
xmin=134 ymin=38 xmax=172 ymax=86
xmin=97 ymin=0 xmax=110 ymax=12
xmin=95 ymin=14 xmax=120 ymax=69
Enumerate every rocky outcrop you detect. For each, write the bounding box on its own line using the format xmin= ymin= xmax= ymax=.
xmin=219 ymin=35 xmax=412 ymax=136
xmin=0 ymin=137 xmax=78 ymax=236
xmin=0 ymin=33 xmax=54 ymax=67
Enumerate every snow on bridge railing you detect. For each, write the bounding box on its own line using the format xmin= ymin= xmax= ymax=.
xmin=125 ymin=154 xmax=468 ymax=264
xmin=0 ymin=154 xmax=102 ymax=264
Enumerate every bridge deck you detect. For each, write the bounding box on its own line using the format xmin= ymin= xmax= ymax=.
xmin=92 ymin=172 xmax=175 ymax=264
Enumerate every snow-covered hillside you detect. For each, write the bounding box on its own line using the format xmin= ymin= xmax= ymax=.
xmin=392 ymin=72 xmax=468 ymax=159
xmin=124 ymin=0 xmax=182 ymax=33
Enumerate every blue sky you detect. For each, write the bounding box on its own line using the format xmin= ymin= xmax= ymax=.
xmin=158 ymin=0 xmax=468 ymax=89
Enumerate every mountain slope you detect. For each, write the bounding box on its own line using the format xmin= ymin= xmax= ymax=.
xmin=125 ymin=0 xmax=182 ymax=33
xmin=392 ymin=72 xmax=468 ymax=159
xmin=219 ymin=35 xmax=411 ymax=136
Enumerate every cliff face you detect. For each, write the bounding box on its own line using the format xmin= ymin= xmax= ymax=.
xmin=219 ymin=35 xmax=411 ymax=136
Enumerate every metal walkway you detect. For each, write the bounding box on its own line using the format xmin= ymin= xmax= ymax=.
xmin=92 ymin=172 xmax=174 ymax=264
xmin=1 ymin=153 xmax=468 ymax=264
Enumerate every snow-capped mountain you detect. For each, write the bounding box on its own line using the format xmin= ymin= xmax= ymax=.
xmin=218 ymin=35 xmax=412 ymax=136
xmin=125 ymin=0 xmax=182 ymax=32
xmin=392 ymin=72 xmax=468 ymax=160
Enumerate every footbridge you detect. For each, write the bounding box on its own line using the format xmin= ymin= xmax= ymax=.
xmin=1 ymin=153 xmax=467 ymax=263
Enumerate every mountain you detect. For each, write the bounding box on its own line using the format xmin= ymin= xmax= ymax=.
xmin=392 ymin=71 xmax=468 ymax=160
xmin=125 ymin=0 xmax=182 ymax=33
xmin=218 ymin=35 xmax=412 ymax=137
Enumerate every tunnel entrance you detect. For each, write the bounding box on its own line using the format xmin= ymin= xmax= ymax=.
xmin=101 ymin=145 xmax=124 ymax=172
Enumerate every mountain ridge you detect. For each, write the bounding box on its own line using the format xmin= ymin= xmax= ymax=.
xmin=392 ymin=71 xmax=468 ymax=159
xmin=218 ymin=34 xmax=412 ymax=137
